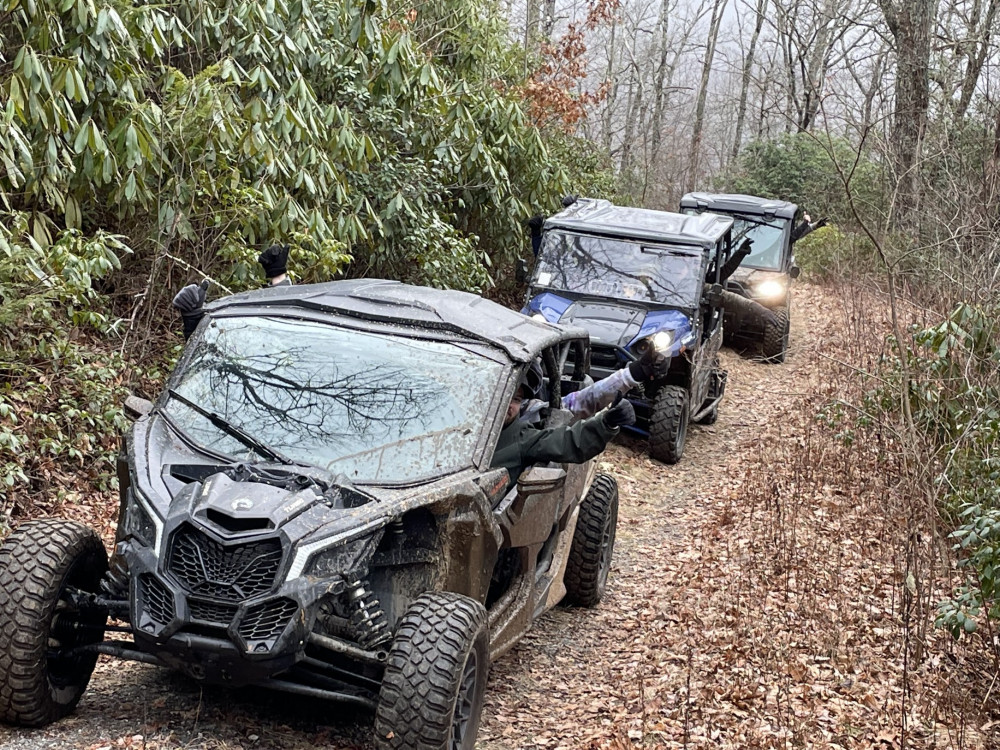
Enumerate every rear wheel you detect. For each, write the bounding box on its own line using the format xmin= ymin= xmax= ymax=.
xmin=0 ymin=519 xmax=109 ymax=727
xmin=375 ymin=592 xmax=489 ymax=750
xmin=564 ymin=474 xmax=619 ymax=607
xmin=649 ymin=385 xmax=689 ymax=464
xmin=762 ymin=307 xmax=790 ymax=363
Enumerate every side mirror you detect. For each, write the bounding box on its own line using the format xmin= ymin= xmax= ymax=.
xmin=124 ymin=395 xmax=154 ymax=419
xmin=789 ymin=265 xmax=801 ymax=279
xmin=515 ymin=258 xmax=529 ymax=284
xmin=517 ymin=466 xmax=566 ymax=496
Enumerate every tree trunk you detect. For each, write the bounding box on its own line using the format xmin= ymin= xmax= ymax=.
xmin=879 ymin=0 xmax=939 ymax=227
xmin=732 ymin=0 xmax=768 ymax=161
xmin=687 ymin=0 xmax=728 ymax=192
xmin=649 ymin=0 xmax=674 ymax=170
xmin=955 ymin=0 xmax=999 ymax=120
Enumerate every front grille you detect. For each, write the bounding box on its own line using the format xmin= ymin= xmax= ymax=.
xmin=139 ymin=574 xmax=175 ymax=626
xmin=167 ymin=525 xmax=283 ymax=602
xmin=188 ymin=599 xmax=239 ymax=626
xmin=239 ymin=598 xmax=298 ymax=642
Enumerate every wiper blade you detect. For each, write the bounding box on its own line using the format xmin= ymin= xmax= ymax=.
xmin=166 ymin=389 xmax=296 ymax=466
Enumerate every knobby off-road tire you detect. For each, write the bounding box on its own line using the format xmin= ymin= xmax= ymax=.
xmin=375 ymin=592 xmax=489 ymax=750
xmin=0 ymin=519 xmax=109 ymax=727
xmin=649 ymin=385 xmax=689 ymax=464
xmin=762 ymin=307 xmax=790 ymax=363
xmin=564 ymin=473 xmax=619 ymax=607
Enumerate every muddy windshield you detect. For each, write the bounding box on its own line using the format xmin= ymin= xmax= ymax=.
xmin=534 ymin=232 xmax=705 ymax=307
xmin=732 ymin=218 xmax=788 ymax=270
xmin=163 ymin=317 xmax=504 ymax=484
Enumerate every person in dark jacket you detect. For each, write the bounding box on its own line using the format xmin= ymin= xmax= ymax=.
xmin=490 ymin=383 xmax=635 ymax=482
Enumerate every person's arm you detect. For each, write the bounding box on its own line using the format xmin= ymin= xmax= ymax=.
xmin=561 ymin=367 xmax=639 ymax=419
xmin=259 ymin=244 xmax=291 ymax=286
xmin=172 ymin=280 xmax=209 ymax=340
xmin=718 ymin=237 xmax=753 ymax=281
xmin=561 ymin=347 xmax=667 ymax=419
xmin=524 ymin=396 xmax=635 ymax=465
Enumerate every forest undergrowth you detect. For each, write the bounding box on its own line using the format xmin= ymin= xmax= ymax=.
xmin=624 ymin=278 xmax=1000 ymax=748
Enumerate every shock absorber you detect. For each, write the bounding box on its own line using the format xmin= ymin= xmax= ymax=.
xmin=345 ymin=578 xmax=391 ymax=649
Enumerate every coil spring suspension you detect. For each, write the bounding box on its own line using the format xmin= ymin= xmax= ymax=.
xmin=345 ymin=579 xmax=390 ymax=649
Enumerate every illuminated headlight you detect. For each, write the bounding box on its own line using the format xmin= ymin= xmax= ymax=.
xmin=754 ymin=280 xmax=786 ymax=300
xmin=650 ymin=331 xmax=674 ymax=353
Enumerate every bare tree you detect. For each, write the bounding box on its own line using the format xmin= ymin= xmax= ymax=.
xmin=879 ymin=0 xmax=940 ymax=226
xmin=687 ymin=0 xmax=729 ymax=192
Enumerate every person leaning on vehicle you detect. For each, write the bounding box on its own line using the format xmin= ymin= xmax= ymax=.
xmin=491 ymin=376 xmax=636 ymax=483
xmin=171 ymin=244 xmax=292 ymax=340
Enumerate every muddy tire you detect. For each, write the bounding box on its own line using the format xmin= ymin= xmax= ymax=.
xmin=649 ymin=385 xmax=689 ymax=464
xmin=0 ymin=519 xmax=108 ymax=727
xmin=564 ymin=474 xmax=618 ymax=607
xmin=375 ymin=592 xmax=489 ymax=750
xmin=762 ymin=307 xmax=790 ymax=363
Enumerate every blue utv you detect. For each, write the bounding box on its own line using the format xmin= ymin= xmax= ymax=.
xmin=522 ymin=198 xmax=735 ymax=464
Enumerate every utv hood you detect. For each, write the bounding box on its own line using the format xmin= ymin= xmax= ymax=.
xmin=524 ymin=292 xmax=691 ymax=351
xmin=559 ymin=300 xmax=646 ymax=348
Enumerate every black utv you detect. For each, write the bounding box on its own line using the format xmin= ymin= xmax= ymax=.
xmin=522 ymin=198 xmax=734 ymax=464
xmin=0 ymin=280 xmax=619 ymax=750
xmin=679 ymin=192 xmax=805 ymax=362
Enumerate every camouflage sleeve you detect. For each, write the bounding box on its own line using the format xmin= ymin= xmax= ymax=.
xmin=561 ymin=367 xmax=640 ymax=419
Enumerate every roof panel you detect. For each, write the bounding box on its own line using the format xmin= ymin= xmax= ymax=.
xmin=544 ymin=198 xmax=733 ymax=248
xmin=202 ymin=279 xmax=584 ymax=363
xmin=679 ymin=192 xmax=799 ymax=219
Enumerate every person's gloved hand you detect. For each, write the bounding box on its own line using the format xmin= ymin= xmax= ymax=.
xmin=172 ymin=279 xmax=209 ymax=339
xmin=258 ymin=244 xmax=289 ymax=279
xmin=628 ymin=346 xmax=668 ymax=382
xmin=603 ymin=392 xmax=635 ymax=429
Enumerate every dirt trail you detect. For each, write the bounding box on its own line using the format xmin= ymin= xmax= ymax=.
xmin=1 ymin=283 xmax=982 ymax=750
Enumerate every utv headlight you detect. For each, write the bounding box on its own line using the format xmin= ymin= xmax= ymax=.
xmin=754 ymin=280 xmax=786 ymax=300
xmin=126 ymin=487 xmax=163 ymax=552
xmin=650 ymin=331 xmax=674 ymax=353
xmin=287 ymin=518 xmax=386 ymax=580
xmin=304 ymin=533 xmax=381 ymax=579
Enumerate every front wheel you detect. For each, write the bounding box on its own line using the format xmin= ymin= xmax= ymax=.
xmin=649 ymin=385 xmax=689 ymax=464
xmin=564 ymin=473 xmax=619 ymax=607
xmin=375 ymin=592 xmax=489 ymax=750
xmin=761 ymin=307 xmax=790 ymax=363
xmin=0 ymin=519 xmax=109 ymax=727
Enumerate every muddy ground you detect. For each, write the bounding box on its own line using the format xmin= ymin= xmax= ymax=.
xmin=1 ymin=283 xmax=994 ymax=750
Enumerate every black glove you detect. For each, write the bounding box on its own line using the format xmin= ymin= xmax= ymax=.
xmin=603 ymin=392 xmax=635 ymax=429
xmin=628 ymin=346 xmax=668 ymax=382
xmin=258 ymin=244 xmax=289 ymax=279
xmin=172 ymin=279 xmax=209 ymax=340
xmin=561 ymin=195 xmax=578 ymax=207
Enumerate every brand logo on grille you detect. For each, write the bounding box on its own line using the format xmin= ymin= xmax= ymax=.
xmin=231 ymin=498 xmax=254 ymax=511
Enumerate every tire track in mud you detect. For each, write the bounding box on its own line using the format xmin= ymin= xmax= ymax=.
xmin=0 ymin=288 xmax=827 ymax=750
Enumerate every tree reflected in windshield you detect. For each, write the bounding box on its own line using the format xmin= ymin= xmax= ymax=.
xmin=164 ymin=317 xmax=503 ymax=483
xmin=533 ymin=232 xmax=705 ymax=307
